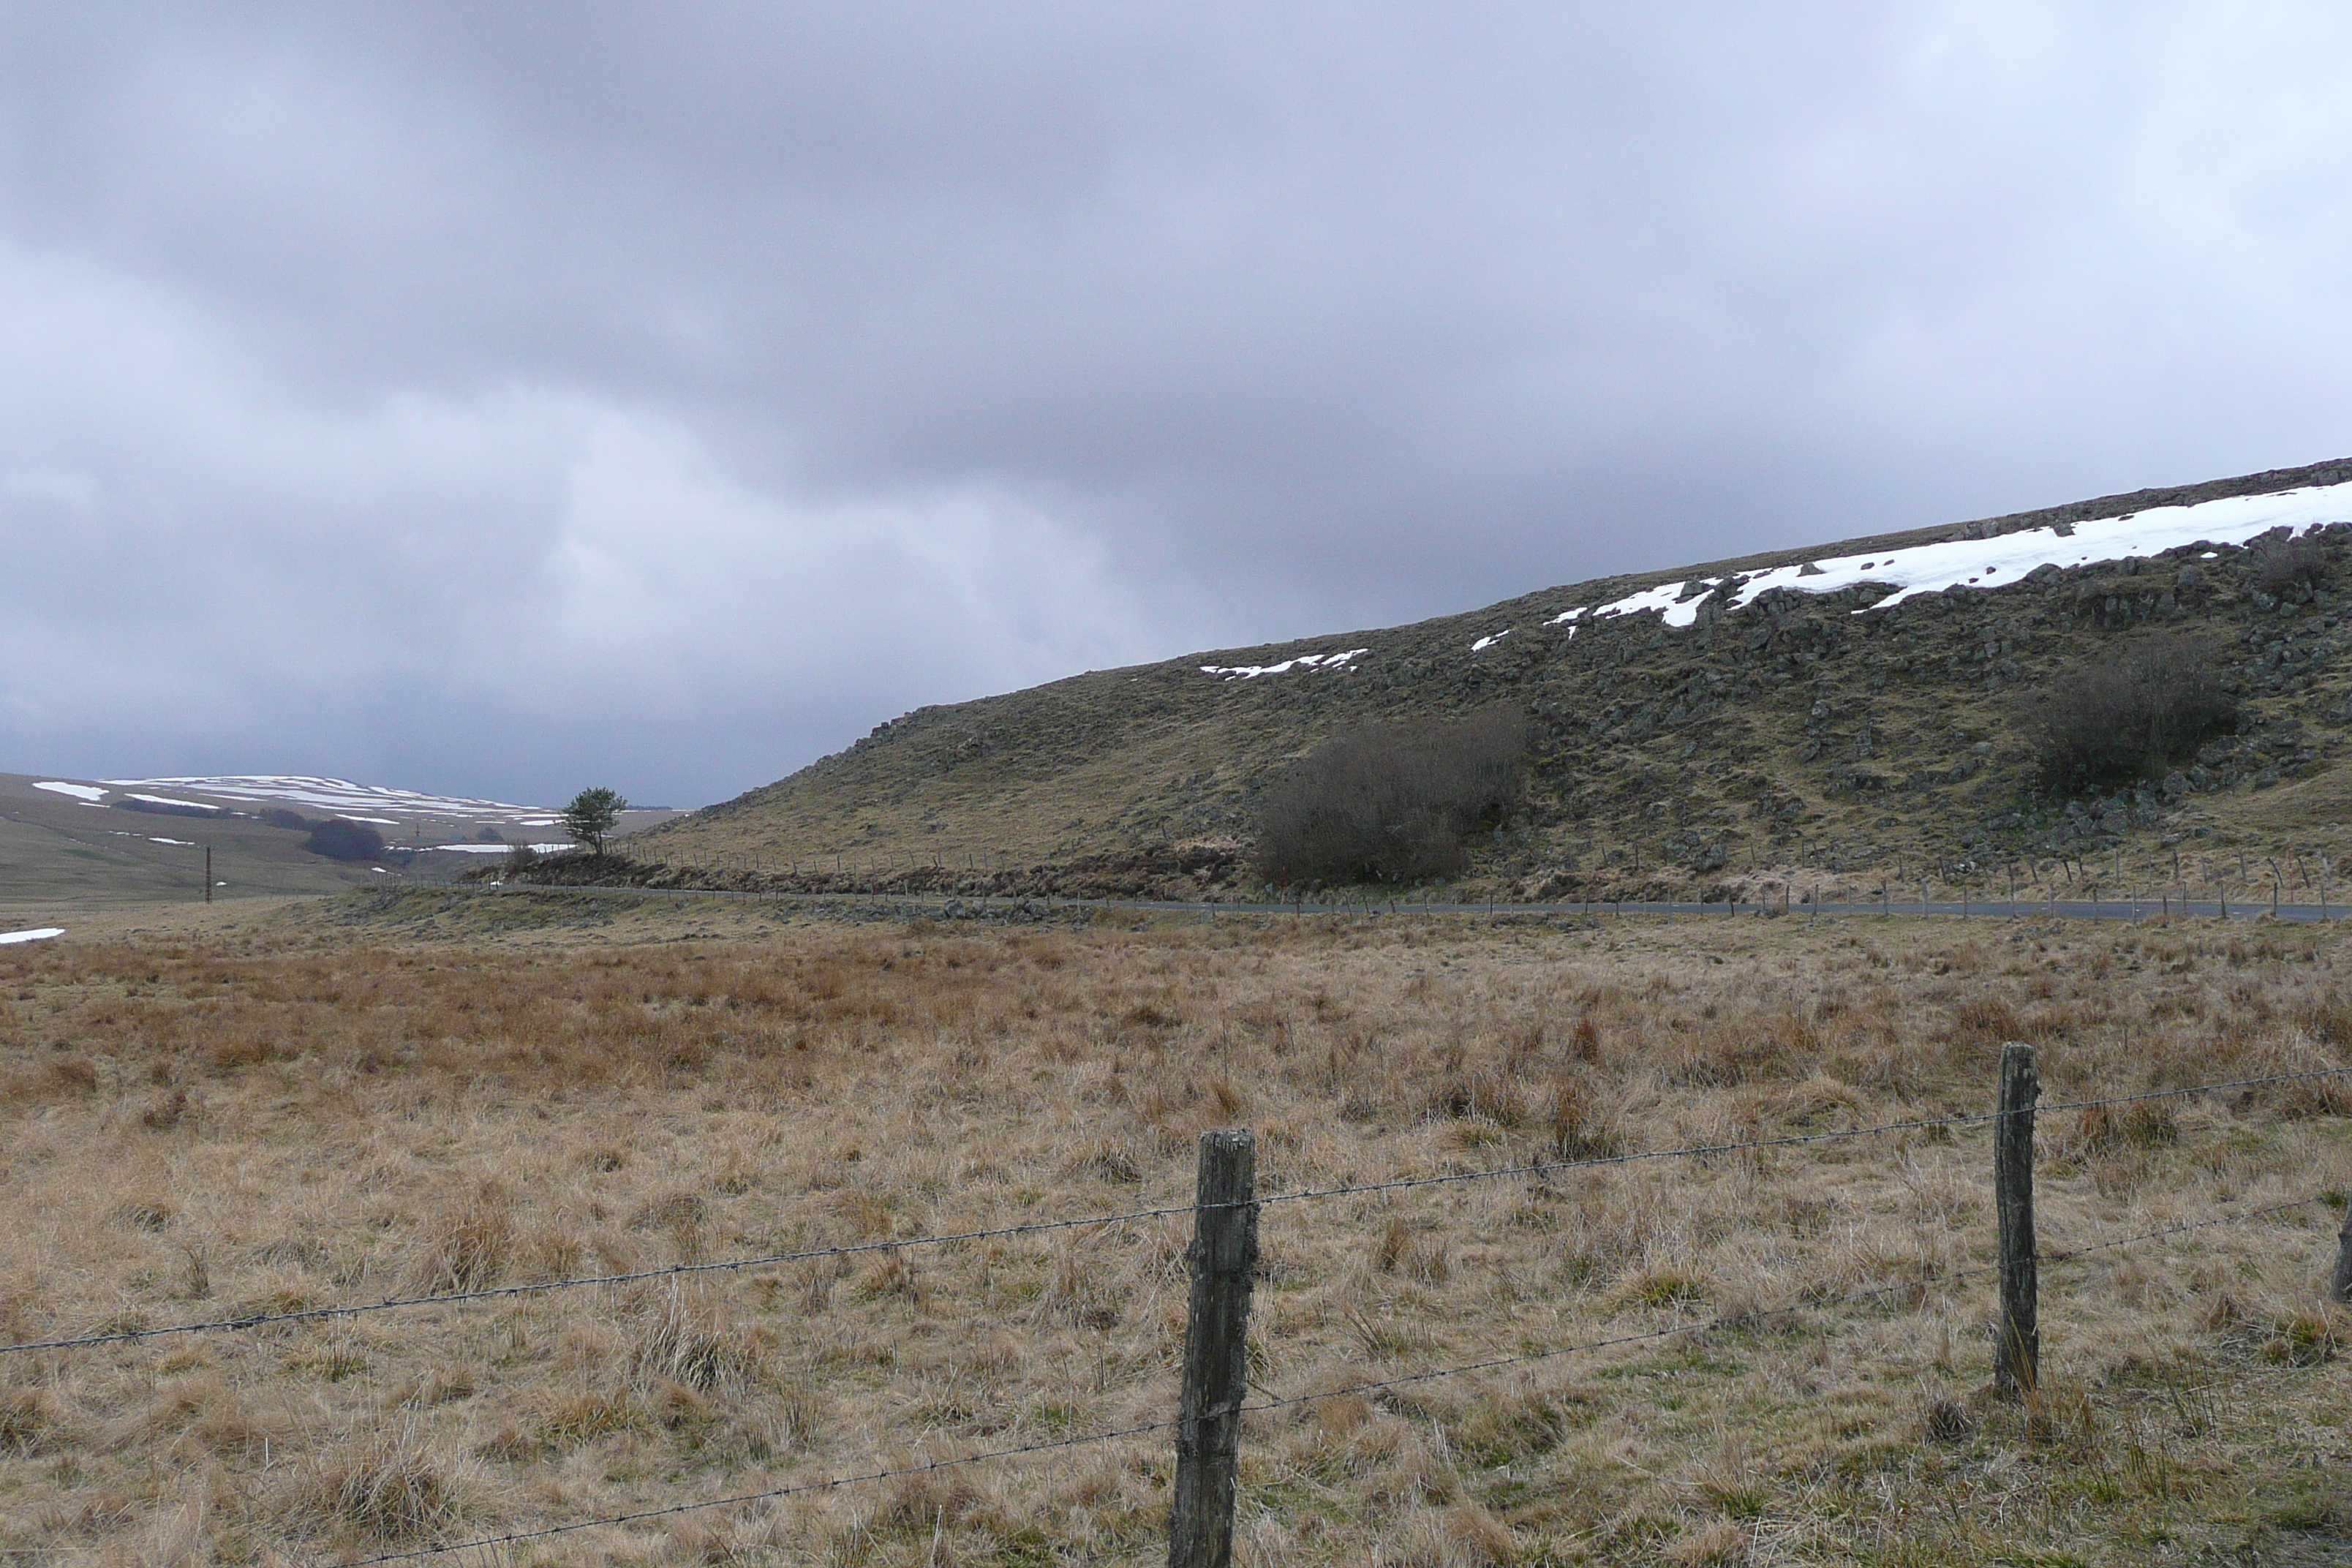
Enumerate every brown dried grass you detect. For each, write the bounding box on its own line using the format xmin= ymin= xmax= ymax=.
xmin=1 ymin=902 xmax=2350 ymax=1563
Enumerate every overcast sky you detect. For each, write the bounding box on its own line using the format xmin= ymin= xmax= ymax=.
xmin=5 ymin=4 xmax=2351 ymax=806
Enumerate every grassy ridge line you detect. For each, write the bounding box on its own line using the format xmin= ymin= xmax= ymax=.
xmin=638 ymin=457 xmax=2352 ymax=890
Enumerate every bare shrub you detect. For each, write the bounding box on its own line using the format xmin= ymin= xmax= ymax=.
xmin=304 ymin=819 xmax=386 ymax=863
xmin=2019 ymin=635 xmax=2238 ymax=792
xmin=1255 ymin=709 xmax=1526 ymax=884
xmin=2255 ymin=533 xmax=2331 ymax=593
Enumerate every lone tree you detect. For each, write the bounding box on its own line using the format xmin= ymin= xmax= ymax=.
xmin=560 ymin=786 xmax=629 ymax=856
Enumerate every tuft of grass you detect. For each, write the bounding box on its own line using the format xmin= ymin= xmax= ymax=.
xmin=630 ymin=1284 xmax=768 ymax=1395
xmin=297 ymin=1422 xmax=467 ymax=1542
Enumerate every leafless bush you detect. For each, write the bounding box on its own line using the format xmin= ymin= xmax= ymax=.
xmin=304 ymin=818 xmax=385 ymax=862
xmin=2254 ymin=533 xmax=2331 ymax=593
xmin=1255 ymin=710 xmax=1526 ymax=884
xmin=2020 ymin=636 xmax=2237 ymax=792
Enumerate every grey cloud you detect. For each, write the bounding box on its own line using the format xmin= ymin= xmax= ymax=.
xmin=5 ymin=4 xmax=2352 ymax=803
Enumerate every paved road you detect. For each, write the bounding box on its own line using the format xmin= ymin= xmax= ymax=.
xmin=457 ymin=882 xmax=2350 ymax=924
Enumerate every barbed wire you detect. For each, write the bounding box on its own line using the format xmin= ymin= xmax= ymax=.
xmin=323 ymin=1190 xmax=2331 ymax=1566
xmin=0 ymin=1201 xmax=1198 ymax=1354
xmin=1254 ymin=1065 xmax=2352 ymax=1208
xmin=2044 ymin=1195 xmax=2326 ymax=1262
xmin=8 ymin=1066 xmax=2343 ymax=1357
xmin=1243 ymin=1191 xmax=2332 ymax=1416
xmin=2106 ymin=1341 xmax=2348 ymax=1406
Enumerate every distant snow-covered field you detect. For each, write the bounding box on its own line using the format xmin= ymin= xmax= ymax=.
xmin=105 ymin=776 xmax=562 ymax=826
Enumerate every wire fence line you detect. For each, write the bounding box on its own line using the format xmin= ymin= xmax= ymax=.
xmin=2042 ymin=1195 xmax=2329 ymax=1264
xmin=318 ymin=1188 xmax=2340 ymax=1567
xmin=1246 ymin=1190 xmax=2340 ymax=1420
xmin=1256 ymin=1064 xmax=2352 ymax=1209
xmin=10 ymin=1063 xmax=2348 ymax=1359
xmin=0 ymin=1202 xmax=1202 ymax=1355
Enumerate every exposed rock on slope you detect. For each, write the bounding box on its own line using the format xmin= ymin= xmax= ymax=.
xmin=634 ymin=459 xmax=2352 ymax=900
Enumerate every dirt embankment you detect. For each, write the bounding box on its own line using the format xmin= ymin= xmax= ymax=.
xmin=483 ymin=841 xmax=1252 ymax=901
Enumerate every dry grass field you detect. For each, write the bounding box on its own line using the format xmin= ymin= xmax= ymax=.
xmin=5 ymin=892 xmax=2352 ymax=1565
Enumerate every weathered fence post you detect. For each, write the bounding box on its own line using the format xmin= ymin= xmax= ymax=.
xmin=2331 ymin=1200 xmax=2352 ymax=1305
xmin=1170 ymin=1129 xmax=1259 ymax=1568
xmin=1994 ymin=1043 xmax=2040 ymax=1400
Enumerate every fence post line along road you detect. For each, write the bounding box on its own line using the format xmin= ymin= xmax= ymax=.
xmin=1169 ymin=1128 xmax=1259 ymax=1568
xmin=461 ymin=867 xmax=2352 ymax=924
xmin=1994 ymin=1042 xmax=2040 ymax=1401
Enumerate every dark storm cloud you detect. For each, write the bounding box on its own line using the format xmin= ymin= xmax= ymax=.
xmin=5 ymin=4 xmax=2352 ymax=803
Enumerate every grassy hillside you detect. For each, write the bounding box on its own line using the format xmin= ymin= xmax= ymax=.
xmin=635 ymin=459 xmax=2352 ymax=902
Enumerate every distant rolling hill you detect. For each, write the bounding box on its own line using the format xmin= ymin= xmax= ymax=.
xmin=617 ymin=457 xmax=2352 ymax=903
xmin=0 ymin=773 xmax=679 ymax=910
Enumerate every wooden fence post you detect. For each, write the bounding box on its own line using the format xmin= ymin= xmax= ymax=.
xmin=2331 ymin=1199 xmax=2352 ymax=1305
xmin=1995 ymin=1042 xmax=2040 ymax=1400
xmin=1169 ymin=1128 xmax=1259 ymax=1568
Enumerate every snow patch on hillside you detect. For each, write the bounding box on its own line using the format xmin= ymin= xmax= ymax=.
xmin=124 ymin=794 xmax=219 ymax=812
xmin=1201 ymin=647 xmax=1370 ymax=680
xmin=1545 ymin=480 xmax=2352 ymax=631
xmin=430 ymin=843 xmax=576 ymax=854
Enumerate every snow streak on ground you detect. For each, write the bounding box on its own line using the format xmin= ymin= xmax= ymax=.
xmin=0 ymin=928 xmax=64 ymax=946
xmin=32 ymin=782 xmax=107 ymax=802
